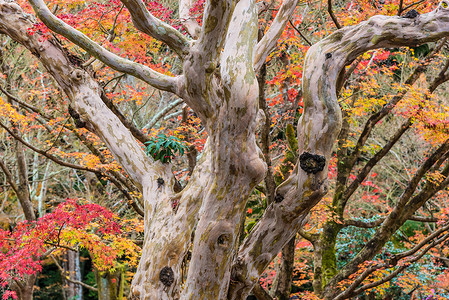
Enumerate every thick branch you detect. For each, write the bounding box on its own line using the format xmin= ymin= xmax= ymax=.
xmin=179 ymin=0 xmax=201 ymax=38
xmin=27 ymin=0 xmax=181 ymax=94
xmin=120 ymin=0 xmax=190 ymax=56
xmin=197 ymin=0 xmax=234 ymax=64
xmin=254 ymin=0 xmax=299 ymax=72
xmin=231 ymin=3 xmax=449 ymax=296
xmin=344 ymin=38 xmax=446 ymax=173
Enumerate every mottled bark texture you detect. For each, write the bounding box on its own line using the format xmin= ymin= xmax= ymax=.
xmin=0 ymin=0 xmax=449 ymax=299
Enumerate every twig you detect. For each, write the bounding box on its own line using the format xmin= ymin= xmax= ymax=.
xmin=288 ymin=20 xmax=312 ymax=46
xmin=397 ymin=0 xmax=404 ymax=15
xmin=0 ymin=84 xmax=51 ymax=119
xmin=327 ymin=0 xmax=341 ymax=29
xmin=50 ymin=254 xmax=98 ymax=292
xmin=402 ymin=0 xmax=426 ymax=14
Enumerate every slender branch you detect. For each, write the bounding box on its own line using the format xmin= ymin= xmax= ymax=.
xmin=108 ymin=4 xmax=124 ymax=41
xmin=344 ymin=38 xmax=447 ymax=174
xmin=402 ymin=0 xmax=427 ymax=14
xmin=342 ymin=118 xmax=413 ymax=205
xmin=0 ymin=156 xmax=19 ymax=195
xmin=50 ymin=255 xmax=99 ymax=292
xmin=0 ymin=120 xmax=100 ymax=173
xmin=339 ymin=231 xmax=449 ymax=300
xmin=429 ymin=56 xmax=449 ymax=92
xmin=408 ymin=215 xmax=438 ymax=223
xmin=289 ymin=20 xmax=312 ymax=46
xmin=325 ymin=144 xmax=449 ymax=297
xmin=344 ymin=218 xmax=384 ymax=228
xmin=251 ymin=283 xmax=274 ymax=300
xmin=328 ymin=0 xmax=341 ymax=29
xmin=68 ymin=127 xmax=144 ymax=216
xmin=298 ymin=228 xmax=319 ymax=242
xmin=344 ymin=215 xmax=437 ymax=228
xmin=0 ymin=84 xmax=51 ymax=119
xmin=398 ymin=0 xmax=404 ymax=15
xmin=145 ymin=98 xmax=184 ymax=130
xmin=258 ymin=63 xmax=276 ymax=204
xmin=44 ymin=241 xmax=78 ymax=252
xmin=99 ymin=92 xmax=151 ymax=144
xmin=27 ymin=0 xmax=181 ymax=94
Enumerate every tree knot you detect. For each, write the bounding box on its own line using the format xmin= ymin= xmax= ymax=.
xmin=157 ymin=177 xmax=164 ymax=188
xmin=274 ymin=193 xmax=284 ymax=203
xmin=299 ymin=152 xmax=326 ymax=174
xmin=159 ymin=266 xmax=174 ymax=287
xmin=401 ymin=9 xmax=420 ymax=18
xmin=70 ymin=69 xmax=84 ymax=81
xmin=68 ymin=105 xmax=86 ymax=128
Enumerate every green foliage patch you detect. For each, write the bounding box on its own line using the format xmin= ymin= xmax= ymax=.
xmin=145 ymin=134 xmax=188 ymax=163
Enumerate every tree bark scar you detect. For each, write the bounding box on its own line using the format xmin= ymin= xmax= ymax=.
xmin=299 ymin=152 xmax=326 ymax=174
xmin=68 ymin=105 xmax=86 ymax=128
xmin=157 ymin=177 xmax=165 ymax=188
xmin=402 ymin=9 xmax=420 ymax=18
xmin=159 ymin=266 xmax=174 ymax=286
xmin=325 ymin=53 xmax=332 ymax=59
xmin=274 ymin=194 xmax=284 ymax=203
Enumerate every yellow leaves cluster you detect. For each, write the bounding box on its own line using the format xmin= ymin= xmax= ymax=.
xmin=426 ymin=171 xmax=446 ymax=185
xmin=0 ymin=97 xmax=32 ymax=129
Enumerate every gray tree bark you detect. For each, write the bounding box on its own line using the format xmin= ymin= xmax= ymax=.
xmin=0 ymin=0 xmax=449 ymax=299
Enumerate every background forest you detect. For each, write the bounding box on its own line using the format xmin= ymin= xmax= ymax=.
xmin=0 ymin=0 xmax=449 ymax=299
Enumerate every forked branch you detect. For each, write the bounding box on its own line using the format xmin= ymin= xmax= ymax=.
xmin=27 ymin=0 xmax=181 ymax=95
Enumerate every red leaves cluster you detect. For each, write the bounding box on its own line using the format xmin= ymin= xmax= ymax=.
xmin=0 ymin=199 xmax=121 ymax=291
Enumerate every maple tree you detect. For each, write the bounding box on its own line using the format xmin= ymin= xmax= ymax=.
xmin=0 ymin=0 xmax=449 ymax=299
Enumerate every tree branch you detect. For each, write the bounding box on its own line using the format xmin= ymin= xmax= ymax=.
xmin=231 ymin=5 xmax=449 ymax=296
xmin=334 ymin=226 xmax=449 ymax=300
xmin=0 ymin=84 xmax=51 ymax=119
xmin=0 ymin=155 xmax=19 ymax=196
xmin=289 ymin=19 xmax=312 ymax=46
xmin=50 ymin=255 xmax=99 ymax=292
xmin=342 ymin=118 xmax=413 ymax=206
xmin=324 ymin=143 xmax=449 ymax=298
xmin=254 ymin=0 xmax=299 ymax=72
xmin=344 ymin=215 xmax=437 ymax=228
xmin=344 ymin=38 xmax=447 ymax=174
xmin=27 ymin=0 xmax=181 ymax=95
xmin=145 ymin=98 xmax=184 ymax=130
xmin=327 ymin=0 xmax=341 ymax=29
xmin=179 ymin=0 xmax=201 ymax=38
xmin=120 ymin=0 xmax=190 ymax=56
